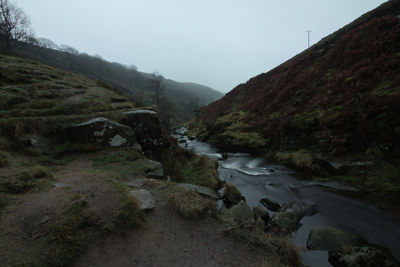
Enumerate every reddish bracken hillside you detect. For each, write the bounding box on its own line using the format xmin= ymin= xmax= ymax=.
xmin=197 ymin=0 xmax=400 ymax=156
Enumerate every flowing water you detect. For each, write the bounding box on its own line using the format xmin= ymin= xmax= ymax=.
xmin=172 ymin=129 xmax=400 ymax=266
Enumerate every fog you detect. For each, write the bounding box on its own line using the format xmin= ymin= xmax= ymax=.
xmin=16 ymin=0 xmax=386 ymax=92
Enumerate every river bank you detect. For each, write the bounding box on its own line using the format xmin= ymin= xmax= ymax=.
xmin=173 ymin=127 xmax=400 ymax=267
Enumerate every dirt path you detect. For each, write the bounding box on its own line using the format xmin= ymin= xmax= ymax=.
xmin=75 ymin=183 xmax=270 ymax=267
xmin=1 ymin=153 xmax=274 ymax=266
xmin=0 ymin=154 xmax=120 ymax=265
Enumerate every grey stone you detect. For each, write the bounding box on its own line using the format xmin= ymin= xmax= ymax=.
xmin=307 ymin=228 xmax=368 ymax=252
xmin=123 ymin=109 xmax=157 ymax=115
xmin=178 ymin=183 xmax=218 ymax=199
xmin=270 ymin=201 xmax=317 ymax=232
xmin=130 ymin=189 xmax=156 ymax=210
xmin=109 ymin=135 xmax=126 ymax=146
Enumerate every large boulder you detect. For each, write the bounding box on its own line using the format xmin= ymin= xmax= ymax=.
xmin=329 ymin=246 xmax=400 ymax=267
xmin=177 ymin=183 xmax=218 ymax=199
xmin=136 ymin=159 xmax=164 ymax=179
xmin=280 ymin=201 xmax=317 ymax=220
xmin=121 ymin=109 xmax=165 ymax=150
xmin=259 ymin=197 xmax=281 ymax=211
xmin=130 ymin=189 xmax=156 ymax=210
xmin=222 ymin=200 xmax=254 ymax=227
xmin=270 ymin=201 xmax=317 ymax=233
xmin=307 ymin=228 xmax=368 ymax=252
xmin=66 ymin=117 xmax=136 ymax=146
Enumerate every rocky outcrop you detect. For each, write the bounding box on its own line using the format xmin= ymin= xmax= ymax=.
xmin=66 ymin=117 xmax=136 ymax=146
xmin=306 ymin=228 xmax=368 ymax=252
xmin=130 ymin=189 xmax=156 ymax=210
xmin=121 ymin=109 xmax=166 ymax=150
xmin=270 ymin=201 xmax=317 ymax=233
xmin=177 ymin=183 xmax=218 ymax=199
xmin=136 ymin=159 xmax=164 ymax=179
xmin=329 ymin=246 xmax=400 ymax=267
xmin=307 ymin=228 xmax=400 ymax=266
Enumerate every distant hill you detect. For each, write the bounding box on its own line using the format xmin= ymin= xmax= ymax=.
xmin=0 ymin=41 xmax=223 ymax=127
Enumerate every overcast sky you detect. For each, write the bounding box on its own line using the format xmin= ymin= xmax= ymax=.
xmin=16 ymin=0 xmax=386 ymax=93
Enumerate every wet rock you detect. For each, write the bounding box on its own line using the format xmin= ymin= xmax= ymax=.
xmin=270 ymin=211 xmax=298 ymax=232
xmin=270 ymin=201 xmax=317 ymax=233
xmin=178 ymin=183 xmax=218 ymax=199
xmin=67 ymin=117 xmax=136 ymax=146
xmin=221 ymin=153 xmax=229 ymax=160
xmin=130 ymin=189 xmax=155 ymax=210
xmin=307 ymin=228 xmax=368 ymax=252
xmin=259 ymin=197 xmax=281 ymax=211
xmin=280 ymin=201 xmax=317 ymax=219
xmin=188 ymin=136 xmax=196 ymax=141
xmin=253 ymin=206 xmax=269 ymax=223
xmin=136 ymin=159 xmax=164 ymax=179
xmin=329 ymin=246 xmax=400 ymax=267
xmin=222 ymin=200 xmax=254 ymax=227
xmin=223 ymin=184 xmax=243 ymax=208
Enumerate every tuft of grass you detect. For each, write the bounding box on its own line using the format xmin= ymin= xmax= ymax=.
xmin=106 ymin=176 xmax=144 ymax=231
xmin=231 ymin=228 xmax=302 ymax=267
xmin=149 ymin=180 xmax=216 ymax=220
xmin=180 ymin=155 xmax=219 ymax=189
xmin=0 ymin=150 xmax=10 ymax=167
xmin=223 ymin=184 xmax=242 ymax=207
xmin=0 ymin=165 xmax=52 ymax=194
xmin=45 ymin=195 xmax=91 ymax=266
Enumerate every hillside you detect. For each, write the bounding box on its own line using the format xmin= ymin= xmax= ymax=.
xmin=195 ymin=0 xmax=400 ymax=195
xmin=0 ymin=41 xmax=223 ymax=127
xmin=0 ymin=53 xmax=301 ymax=266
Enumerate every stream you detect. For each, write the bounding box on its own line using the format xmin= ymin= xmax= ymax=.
xmin=173 ymin=128 xmax=400 ymax=267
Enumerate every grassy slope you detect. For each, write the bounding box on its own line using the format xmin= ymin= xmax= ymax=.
xmin=195 ymin=0 xmax=400 ymax=195
xmin=0 ymin=53 xmax=137 ymax=149
xmin=2 ymin=42 xmax=223 ymax=126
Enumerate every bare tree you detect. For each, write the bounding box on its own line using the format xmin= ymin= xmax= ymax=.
xmin=149 ymin=71 xmax=165 ymax=113
xmin=0 ymin=0 xmax=32 ymax=49
xmin=59 ymin=44 xmax=79 ymax=55
xmin=37 ymin=37 xmax=59 ymax=50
